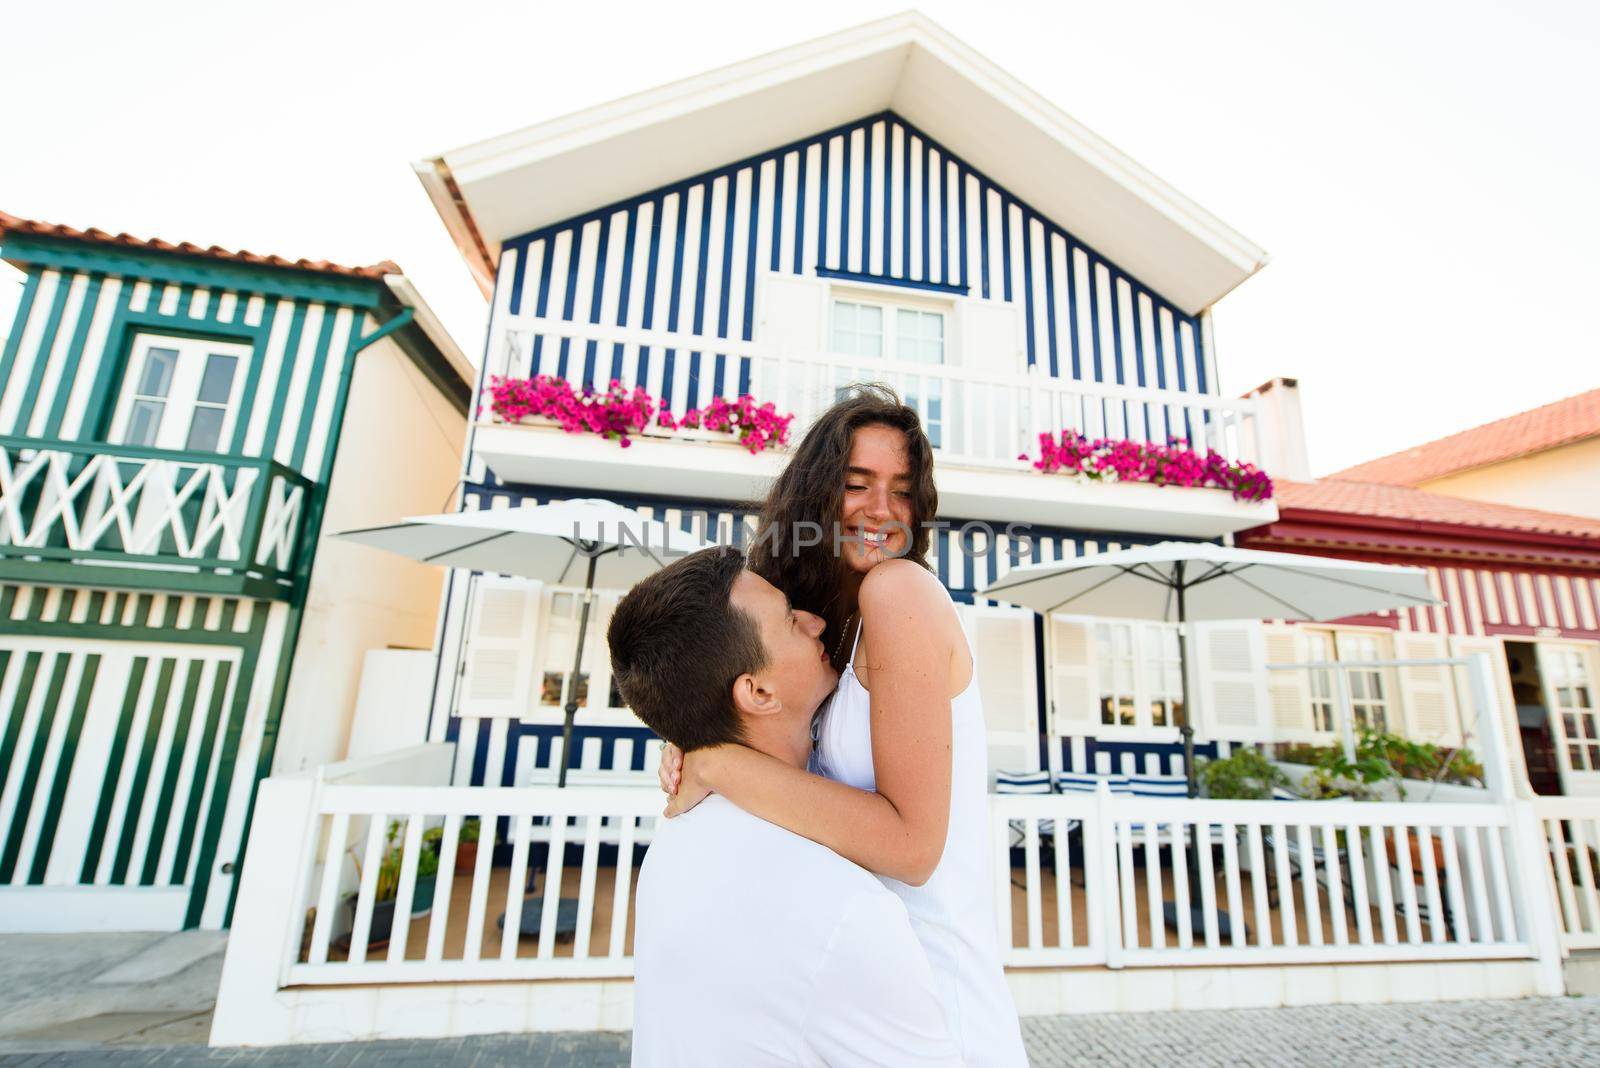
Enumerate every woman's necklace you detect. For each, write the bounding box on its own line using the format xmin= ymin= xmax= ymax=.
xmin=831 ymin=612 xmax=857 ymax=664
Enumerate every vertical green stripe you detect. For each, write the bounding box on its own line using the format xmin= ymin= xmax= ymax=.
xmin=110 ymin=657 xmax=175 ymax=884
xmin=0 ymin=586 xmax=16 ymax=620
xmin=217 ymin=601 xmax=238 ymax=633
xmin=0 ymin=270 xmax=42 ymax=395
xmin=86 ymin=591 xmax=106 ymax=624
xmin=132 ymin=595 xmax=153 ymax=627
xmin=187 ymin=608 xmax=267 ymax=927
xmin=75 ymin=278 xmax=136 ymax=440
xmin=41 ymin=274 xmax=105 ymax=437
xmin=28 ymin=654 xmax=101 ymax=884
xmin=287 ymin=305 xmax=341 ymax=471
xmin=80 ymin=657 xmax=147 ymax=882
xmin=255 ymin=302 xmax=308 ymax=459
xmin=11 ymin=272 xmax=75 ymax=435
xmin=27 ymin=589 xmax=49 ymax=622
xmin=159 ymin=596 xmax=179 ymax=630
xmin=170 ymin=659 xmax=231 ymax=884
xmin=192 ymin=598 xmax=212 ymax=630
xmin=0 ymin=651 xmax=43 ymax=806
xmin=140 ymin=659 xmax=203 ymax=885
xmin=0 ymin=654 xmax=71 ymax=882
xmin=227 ymin=299 xmax=279 ymax=454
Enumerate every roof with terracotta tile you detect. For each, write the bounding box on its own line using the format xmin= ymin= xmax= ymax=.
xmin=1331 ymin=387 xmax=1600 ymax=486
xmin=1275 ymin=478 xmax=1600 ymax=540
xmin=0 ymin=210 xmax=402 ymax=281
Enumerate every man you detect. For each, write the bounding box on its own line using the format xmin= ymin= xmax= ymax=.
xmin=608 ymin=546 xmax=962 ymax=1067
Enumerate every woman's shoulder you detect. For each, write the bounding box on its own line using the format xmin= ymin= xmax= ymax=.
xmin=859 ymin=559 xmax=952 ymax=616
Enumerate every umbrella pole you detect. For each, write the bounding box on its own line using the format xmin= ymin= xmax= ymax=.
xmin=558 ymin=553 xmax=599 ymax=789
xmin=1175 ymin=564 xmax=1198 ymax=800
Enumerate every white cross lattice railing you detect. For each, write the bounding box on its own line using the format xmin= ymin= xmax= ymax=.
xmin=0 ymin=437 xmax=310 ymax=589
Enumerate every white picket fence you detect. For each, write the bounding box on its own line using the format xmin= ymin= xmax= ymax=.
xmin=1534 ymin=796 xmax=1600 ymax=952
xmin=997 ymin=790 xmax=1535 ymax=969
xmin=254 ymin=781 xmax=1561 ymax=991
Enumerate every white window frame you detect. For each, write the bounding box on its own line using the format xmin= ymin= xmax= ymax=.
xmin=1088 ymin=619 xmax=1185 ymax=738
xmin=108 ymin=332 xmax=251 ymax=453
xmin=525 ymin=584 xmax=643 ymax=729
xmin=1542 ymin=641 xmax=1600 ymax=776
xmin=827 ymin=288 xmax=951 ymax=366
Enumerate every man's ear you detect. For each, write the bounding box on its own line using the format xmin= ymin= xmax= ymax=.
xmin=731 ymin=672 xmax=781 ymax=718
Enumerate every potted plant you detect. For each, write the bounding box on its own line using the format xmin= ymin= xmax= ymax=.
xmin=1197 ymin=748 xmax=1288 ymax=800
xmin=453 ymin=817 xmax=481 ymax=875
xmin=344 ymin=820 xmax=440 ymax=949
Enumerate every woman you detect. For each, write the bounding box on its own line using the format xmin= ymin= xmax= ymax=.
xmin=660 ymin=385 xmax=1027 ymax=1067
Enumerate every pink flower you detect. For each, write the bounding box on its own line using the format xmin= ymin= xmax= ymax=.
xmin=486 ymin=374 xmax=794 ymax=455
xmin=1022 ymin=428 xmax=1273 ymax=501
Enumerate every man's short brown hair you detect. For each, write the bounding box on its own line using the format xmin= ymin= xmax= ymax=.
xmin=606 ymin=546 xmax=767 ymax=751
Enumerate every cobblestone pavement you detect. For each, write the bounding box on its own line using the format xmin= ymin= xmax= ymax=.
xmin=1 ymin=998 xmax=1596 ymax=1067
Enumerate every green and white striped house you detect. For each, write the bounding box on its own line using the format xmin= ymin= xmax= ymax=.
xmin=0 ymin=212 xmax=471 ymax=932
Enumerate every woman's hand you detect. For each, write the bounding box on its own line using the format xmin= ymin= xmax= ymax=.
xmin=658 ymin=741 xmax=683 ymax=796
xmin=661 ymin=745 xmax=713 ymax=817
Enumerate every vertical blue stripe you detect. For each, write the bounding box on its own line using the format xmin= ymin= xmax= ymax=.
xmin=838 ymin=132 xmax=852 ymax=273
xmin=637 ymin=196 xmax=664 ymax=386
xmin=978 ymin=181 xmax=991 ymax=299
xmin=740 ymin=163 xmax=762 ymax=396
xmin=816 ymin=136 xmax=831 ymax=271
xmin=1000 ymin=199 xmax=1014 ymax=303
xmin=770 ymin=153 xmax=786 ymax=274
xmin=555 ymin=226 xmax=583 ymax=380
xmin=610 ymin=209 xmax=638 ymax=383
xmin=1021 ymin=225 xmax=1038 ymax=368
xmin=1042 ymin=237 xmax=1060 ymax=378
xmin=531 ymin=238 xmax=556 ymax=374
xmin=792 ymin=148 xmax=808 ymax=276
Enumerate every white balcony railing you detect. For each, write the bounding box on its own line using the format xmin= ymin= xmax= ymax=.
xmin=1533 ymin=795 xmax=1600 ymax=952
xmin=492 ymin=315 xmax=1267 ymax=471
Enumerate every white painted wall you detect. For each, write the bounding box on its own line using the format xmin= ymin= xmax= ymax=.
xmin=1420 ymin=436 xmax=1600 ymax=520
xmin=273 ymin=335 xmax=466 ymax=775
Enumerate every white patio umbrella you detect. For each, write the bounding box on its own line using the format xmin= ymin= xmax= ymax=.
xmin=337 ymin=498 xmax=713 ymax=786
xmin=979 ymin=540 xmax=1440 ymax=796
xmin=980 ymin=540 xmax=1438 ymax=940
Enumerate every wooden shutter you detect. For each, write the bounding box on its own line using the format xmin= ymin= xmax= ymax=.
xmin=1048 ymin=615 xmax=1098 ymax=735
xmin=759 ymin=272 xmax=827 ymax=355
xmin=1193 ymin=621 xmax=1270 ymax=742
xmin=961 ymin=605 xmax=1040 ymax=779
xmin=955 ymin=298 xmax=1022 ymax=372
xmin=456 ymin=577 xmax=542 ymax=719
xmin=1262 ymin=623 xmax=1315 ymax=737
xmin=1449 ymin=635 xmax=1526 ymax=794
xmin=1395 ymin=632 xmax=1462 ymax=747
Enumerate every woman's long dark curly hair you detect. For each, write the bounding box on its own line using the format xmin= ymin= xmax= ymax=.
xmin=748 ymin=383 xmax=938 ymax=665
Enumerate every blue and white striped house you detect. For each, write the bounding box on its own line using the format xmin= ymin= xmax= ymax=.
xmin=0 ymin=213 xmax=471 ymax=932
xmin=413 ymin=12 xmax=1293 ymax=795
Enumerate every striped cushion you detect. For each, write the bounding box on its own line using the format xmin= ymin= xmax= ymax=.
xmin=1057 ymin=772 xmax=1131 ymax=794
xmin=995 ymin=770 xmax=1053 ymax=795
xmin=1126 ymin=774 xmax=1189 ymax=798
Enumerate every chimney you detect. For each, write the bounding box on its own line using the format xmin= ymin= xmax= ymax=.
xmin=1242 ymin=377 xmax=1311 ymax=482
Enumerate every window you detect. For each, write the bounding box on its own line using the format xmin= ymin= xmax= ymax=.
xmin=830 ymin=297 xmax=949 ymax=448
xmin=1304 ymin=630 xmax=1336 ymax=732
xmin=1094 ymin=621 xmax=1182 ymax=730
xmin=110 ymin=333 xmax=250 ymax=452
xmin=1334 ymin=632 xmax=1392 ymax=732
xmin=1547 ymin=647 xmax=1600 ymax=771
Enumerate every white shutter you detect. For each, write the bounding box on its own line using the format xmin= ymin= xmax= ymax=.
xmin=587 ymin=591 xmax=622 ymax=712
xmin=1449 ymin=636 xmax=1525 ymax=794
xmin=1194 ymin=621 xmax=1270 ymax=742
xmin=955 ymin=298 xmax=1023 ymax=372
xmin=1048 ymin=615 xmax=1098 ymax=735
xmin=961 ymin=605 xmax=1040 ymax=779
xmin=1263 ymin=623 xmax=1315 ymax=737
xmin=457 ymin=577 xmax=543 ymax=719
xmin=1395 ymin=632 xmax=1463 ymax=747
xmin=758 ymin=272 xmax=827 ymax=356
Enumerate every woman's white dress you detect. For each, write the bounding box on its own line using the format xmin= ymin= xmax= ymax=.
xmin=813 ymin=597 xmax=1029 ymax=1067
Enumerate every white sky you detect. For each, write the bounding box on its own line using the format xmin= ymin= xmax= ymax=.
xmin=3 ymin=1 xmax=1595 ymax=475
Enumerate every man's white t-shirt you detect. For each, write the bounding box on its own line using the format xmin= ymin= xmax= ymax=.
xmin=632 ymin=795 xmax=962 ymax=1067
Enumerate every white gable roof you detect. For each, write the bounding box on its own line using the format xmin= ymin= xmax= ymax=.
xmin=416 ymin=11 xmax=1268 ymax=314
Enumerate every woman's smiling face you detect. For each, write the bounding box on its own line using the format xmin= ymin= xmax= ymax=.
xmin=838 ymin=423 xmax=915 ymax=576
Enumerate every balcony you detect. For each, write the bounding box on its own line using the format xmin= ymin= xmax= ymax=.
xmin=0 ymin=437 xmax=313 ymax=600
xmin=474 ymin=317 xmax=1278 ymax=538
